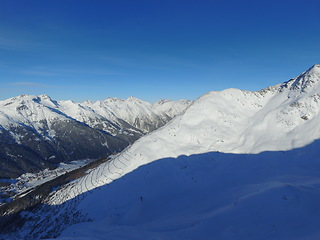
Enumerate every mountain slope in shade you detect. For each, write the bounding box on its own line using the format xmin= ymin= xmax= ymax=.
xmin=3 ymin=65 xmax=320 ymax=239
xmin=57 ymin=143 xmax=320 ymax=240
xmin=0 ymin=95 xmax=191 ymax=178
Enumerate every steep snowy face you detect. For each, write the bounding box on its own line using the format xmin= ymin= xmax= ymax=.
xmin=285 ymin=64 xmax=320 ymax=95
xmin=239 ymin=64 xmax=320 ymax=153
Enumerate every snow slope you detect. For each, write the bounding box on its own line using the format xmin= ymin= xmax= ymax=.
xmin=57 ymin=145 xmax=320 ymax=240
xmin=53 ymin=64 xmax=320 ymax=191
xmin=4 ymin=64 xmax=320 ymax=239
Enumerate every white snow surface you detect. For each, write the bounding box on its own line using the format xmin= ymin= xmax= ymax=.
xmin=7 ymin=65 xmax=320 ymax=239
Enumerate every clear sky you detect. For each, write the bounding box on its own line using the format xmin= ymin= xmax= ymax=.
xmin=1 ymin=0 xmax=320 ymax=102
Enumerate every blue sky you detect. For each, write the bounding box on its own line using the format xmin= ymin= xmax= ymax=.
xmin=1 ymin=0 xmax=320 ymax=102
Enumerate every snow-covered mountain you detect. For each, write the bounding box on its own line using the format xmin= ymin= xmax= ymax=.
xmin=0 ymin=95 xmax=191 ymax=178
xmin=2 ymin=65 xmax=320 ymax=239
xmin=81 ymin=97 xmax=191 ymax=133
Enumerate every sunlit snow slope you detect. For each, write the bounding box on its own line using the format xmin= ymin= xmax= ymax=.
xmin=5 ymin=65 xmax=320 ymax=239
xmin=53 ymin=64 xmax=320 ymax=197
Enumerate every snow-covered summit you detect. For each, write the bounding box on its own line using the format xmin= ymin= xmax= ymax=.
xmin=126 ymin=96 xmax=142 ymax=102
xmin=280 ymin=64 xmax=320 ymax=95
xmin=1 ymin=94 xmax=59 ymax=110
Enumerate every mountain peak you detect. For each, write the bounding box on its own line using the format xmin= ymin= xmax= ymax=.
xmin=39 ymin=94 xmax=52 ymax=100
xmin=309 ymin=64 xmax=320 ymax=72
xmin=7 ymin=94 xmax=54 ymax=103
xmin=127 ymin=96 xmax=140 ymax=101
xmin=126 ymin=96 xmax=148 ymax=105
xmin=286 ymin=64 xmax=320 ymax=94
xmin=301 ymin=64 xmax=320 ymax=77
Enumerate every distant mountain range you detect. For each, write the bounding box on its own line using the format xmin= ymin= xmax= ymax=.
xmin=0 ymin=95 xmax=191 ymax=178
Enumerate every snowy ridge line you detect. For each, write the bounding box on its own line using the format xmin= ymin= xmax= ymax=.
xmin=0 ymin=94 xmax=192 ymax=133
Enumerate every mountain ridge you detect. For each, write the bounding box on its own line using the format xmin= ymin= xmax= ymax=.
xmin=0 ymin=95 xmax=191 ymax=178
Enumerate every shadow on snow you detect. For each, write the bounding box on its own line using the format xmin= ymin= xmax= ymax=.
xmin=1 ymin=140 xmax=320 ymax=239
